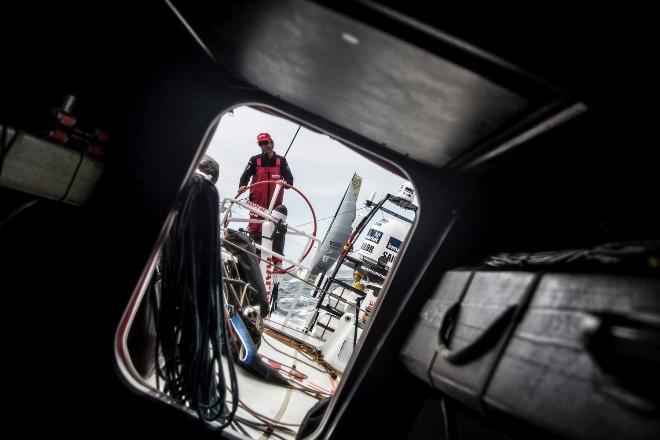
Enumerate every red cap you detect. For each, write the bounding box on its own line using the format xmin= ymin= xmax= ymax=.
xmin=257 ymin=132 xmax=272 ymax=143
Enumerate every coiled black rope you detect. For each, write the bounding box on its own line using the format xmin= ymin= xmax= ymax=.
xmin=155 ymin=178 xmax=238 ymax=429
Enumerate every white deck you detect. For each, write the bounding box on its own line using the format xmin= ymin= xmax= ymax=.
xmin=139 ymin=315 xmax=340 ymax=439
xmin=224 ymin=316 xmax=339 ymax=439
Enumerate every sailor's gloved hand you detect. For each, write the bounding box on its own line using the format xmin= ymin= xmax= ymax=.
xmin=277 ymin=180 xmax=287 ymax=186
xmin=237 ymin=186 xmax=247 ymax=195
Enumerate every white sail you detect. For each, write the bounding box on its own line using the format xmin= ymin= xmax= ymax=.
xmin=308 ymin=173 xmax=362 ymax=277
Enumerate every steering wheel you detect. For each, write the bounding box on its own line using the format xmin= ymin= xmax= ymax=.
xmin=222 ymin=180 xmax=317 ymax=274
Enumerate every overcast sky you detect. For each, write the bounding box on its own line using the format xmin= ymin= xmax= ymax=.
xmin=205 ymin=105 xmax=417 ymax=265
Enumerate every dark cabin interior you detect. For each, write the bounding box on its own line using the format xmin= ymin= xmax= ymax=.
xmin=1 ymin=1 xmax=658 ymax=438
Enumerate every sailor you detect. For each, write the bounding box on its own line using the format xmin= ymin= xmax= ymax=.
xmin=237 ymin=132 xmax=294 ymax=253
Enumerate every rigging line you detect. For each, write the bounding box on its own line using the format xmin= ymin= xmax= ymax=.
xmin=230 ymin=420 xmax=252 ymax=439
xmin=220 ymin=196 xmax=249 ymax=216
xmin=262 ymin=328 xmax=323 ymax=361
xmin=262 ymin=328 xmax=342 ymax=377
xmin=320 ymin=179 xmax=350 ymax=244
xmin=164 ymin=0 xmax=216 ymax=62
xmin=233 ymin=416 xmax=292 ymax=440
xmin=235 ymin=397 xmax=301 ymax=428
xmin=318 ymin=188 xmax=348 ymax=225
xmin=283 ymin=125 xmax=301 ymax=158
xmin=262 ymin=318 xmax=325 ymax=343
xmin=260 ymin=334 xmax=330 ymax=374
xmin=284 ymin=379 xmax=331 ymax=399
xmin=225 ymin=387 xmax=303 ymax=431
xmin=295 ymin=206 xmax=368 ymax=228
xmin=380 ymin=175 xmax=394 ymax=202
xmin=259 ymin=351 xmax=328 ymax=382
xmin=279 ymin=235 xmax=311 ymax=250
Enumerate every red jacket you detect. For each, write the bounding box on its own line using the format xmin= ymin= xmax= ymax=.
xmin=243 ymin=155 xmax=292 ymax=232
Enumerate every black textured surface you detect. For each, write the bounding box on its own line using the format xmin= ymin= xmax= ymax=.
xmin=487 ymin=273 xmax=660 ymax=440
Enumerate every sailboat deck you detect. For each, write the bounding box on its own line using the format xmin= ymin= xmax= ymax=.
xmin=225 ymin=324 xmax=339 ymax=439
